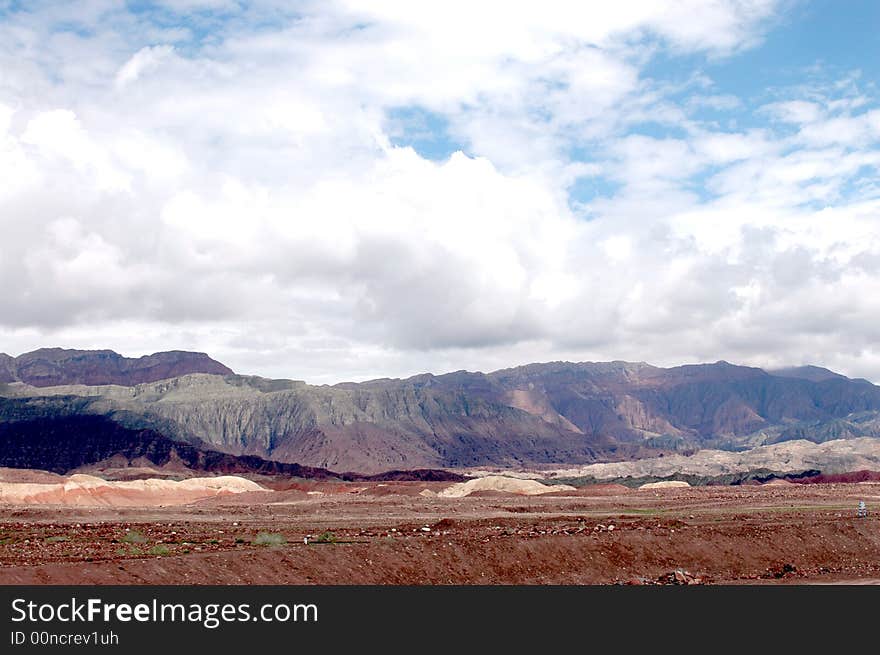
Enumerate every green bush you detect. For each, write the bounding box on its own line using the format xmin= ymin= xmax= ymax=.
xmin=253 ymin=532 xmax=286 ymax=546
xmin=314 ymin=531 xmax=337 ymax=544
xmin=149 ymin=544 xmax=171 ymax=556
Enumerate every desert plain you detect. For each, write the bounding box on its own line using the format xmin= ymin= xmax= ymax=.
xmin=1 ymin=469 xmax=878 ymax=585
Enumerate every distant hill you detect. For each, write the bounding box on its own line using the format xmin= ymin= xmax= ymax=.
xmin=0 ymin=348 xmax=232 ymax=387
xmin=2 ymin=352 xmax=880 ymax=473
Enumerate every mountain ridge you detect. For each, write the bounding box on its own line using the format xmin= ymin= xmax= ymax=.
xmin=0 ymin=348 xmax=233 ymax=387
xmin=3 ymin=349 xmax=880 ymax=474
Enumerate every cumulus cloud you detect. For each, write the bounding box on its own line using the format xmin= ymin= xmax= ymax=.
xmin=2 ymin=1 xmax=880 ymax=384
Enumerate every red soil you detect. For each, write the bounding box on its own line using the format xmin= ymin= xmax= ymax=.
xmin=793 ymin=470 xmax=880 ymax=484
xmin=1 ymin=481 xmax=879 ymax=585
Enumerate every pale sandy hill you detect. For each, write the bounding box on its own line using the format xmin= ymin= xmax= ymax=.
xmin=0 ymin=474 xmax=266 ymax=507
xmin=438 ymin=475 xmax=576 ymax=498
xmin=639 ymin=480 xmax=691 ymax=490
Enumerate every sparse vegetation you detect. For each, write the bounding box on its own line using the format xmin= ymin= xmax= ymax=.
xmin=121 ymin=530 xmax=148 ymax=544
xmin=253 ymin=532 xmax=286 ymax=546
xmin=45 ymin=535 xmax=69 ymax=543
xmin=149 ymin=544 xmax=171 ymax=556
xmin=116 ymin=543 xmax=149 ymax=556
xmin=314 ymin=531 xmax=337 ymax=544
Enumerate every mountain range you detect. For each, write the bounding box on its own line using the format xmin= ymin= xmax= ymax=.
xmin=2 ymin=348 xmax=880 ymax=474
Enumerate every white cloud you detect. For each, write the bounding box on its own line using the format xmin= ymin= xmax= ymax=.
xmin=763 ymin=99 xmax=823 ymax=124
xmin=797 ymin=110 xmax=880 ymax=147
xmin=115 ymin=45 xmax=176 ymax=88
xmin=4 ymin=1 xmax=880 ymax=385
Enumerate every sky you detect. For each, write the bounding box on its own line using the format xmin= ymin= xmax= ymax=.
xmin=1 ymin=1 xmax=879 ymax=384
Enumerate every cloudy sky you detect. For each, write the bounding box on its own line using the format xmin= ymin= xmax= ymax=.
xmin=1 ymin=1 xmax=879 ymax=383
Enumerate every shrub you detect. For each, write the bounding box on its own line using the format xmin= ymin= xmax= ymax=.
xmin=149 ymin=544 xmax=171 ymax=556
xmin=253 ymin=532 xmax=286 ymax=546
xmin=314 ymin=531 xmax=337 ymax=544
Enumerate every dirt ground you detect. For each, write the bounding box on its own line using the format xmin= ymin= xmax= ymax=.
xmin=1 ymin=481 xmax=879 ymax=585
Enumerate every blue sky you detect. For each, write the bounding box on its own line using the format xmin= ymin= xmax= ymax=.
xmin=386 ymin=0 xmax=880 ymax=207
xmin=0 ymin=1 xmax=879 ymax=383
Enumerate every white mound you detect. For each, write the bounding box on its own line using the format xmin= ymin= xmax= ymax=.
xmin=0 ymin=475 xmax=266 ymax=507
xmin=438 ymin=475 xmax=576 ymax=498
xmin=639 ymin=480 xmax=691 ymax=490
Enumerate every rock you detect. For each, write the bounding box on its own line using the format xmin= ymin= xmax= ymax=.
xmin=765 ymin=563 xmax=798 ymax=579
xmin=657 ymin=569 xmax=703 ymax=585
